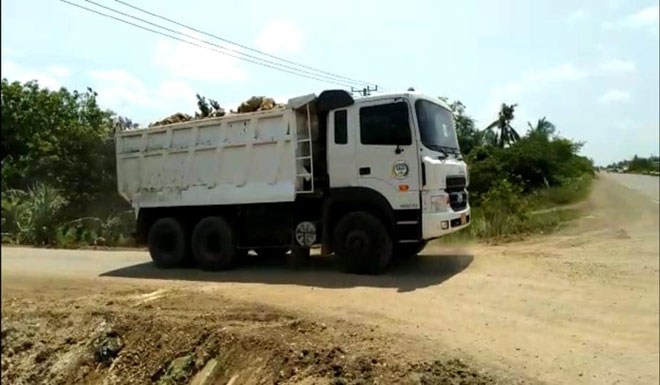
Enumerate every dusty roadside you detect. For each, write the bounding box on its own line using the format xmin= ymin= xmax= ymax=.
xmin=1 ymin=279 xmax=516 ymax=384
xmin=2 ymin=173 xmax=658 ymax=384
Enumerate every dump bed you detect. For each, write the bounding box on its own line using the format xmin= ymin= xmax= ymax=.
xmin=115 ymin=94 xmax=318 ymax=209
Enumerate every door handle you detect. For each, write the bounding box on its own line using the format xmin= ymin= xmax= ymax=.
xmin=359 ymin=167 xmax=371 ymax=176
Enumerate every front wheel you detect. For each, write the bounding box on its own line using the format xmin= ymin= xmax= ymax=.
xmin=333 ymin=211 xmax=392 ymax=274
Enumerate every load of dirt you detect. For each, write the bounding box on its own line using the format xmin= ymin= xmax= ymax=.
xmin=1 ymin=288 xmax=507 ymax=385
xmin=236 ymin=96 xmax=280 ymax=113
xmin=149 ymin=113 xmax=194 ymax=127
xmin=149 ymin=96 xmax=284 ymax=128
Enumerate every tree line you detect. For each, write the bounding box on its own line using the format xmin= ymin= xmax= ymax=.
xmin=1 ymin=79 xmax=594 ymax=245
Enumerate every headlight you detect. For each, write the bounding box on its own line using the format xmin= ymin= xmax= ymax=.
xmin=430 ymin=194 xmax=450 ymax=212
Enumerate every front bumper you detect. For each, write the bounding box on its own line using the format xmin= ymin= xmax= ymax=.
xmin=422 ymin=207 xmax=471 ymax=239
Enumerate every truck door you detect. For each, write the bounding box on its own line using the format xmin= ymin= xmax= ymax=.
xmin=354 ymin=98 xmax=420 ymax=210
xmin=327 ymin=108 xmax=358 ymax=187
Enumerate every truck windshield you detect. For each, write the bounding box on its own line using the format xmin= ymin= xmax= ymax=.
xmin=415 ymin=100 xmax=460 ymax=153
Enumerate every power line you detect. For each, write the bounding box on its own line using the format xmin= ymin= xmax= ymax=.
xmin=83 ymin=0 xmax=365 ymax=87
xmin=59 ymin=0 xmax=356 ymax=87
xmin=114 ymin=0 xmax=377 ymax=88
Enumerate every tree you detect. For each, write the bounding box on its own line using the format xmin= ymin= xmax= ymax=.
xmin=114 ymin=116 xmax=139 ymax=132
xmin=195 ymin=93 xmax=211 ymax=118
xmin=484 ymin=103 xmax=521 ymax=148
xmin=527 ymin=117 xmax=556 ymax=140
xmin=195 ymin=94 xmax=225 ymax=118
xmin=1 ymin=78 xmax=121 ymax=213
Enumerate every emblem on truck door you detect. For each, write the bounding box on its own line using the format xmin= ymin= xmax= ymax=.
xmin=392 ymin=160 xmax=409 ymax=179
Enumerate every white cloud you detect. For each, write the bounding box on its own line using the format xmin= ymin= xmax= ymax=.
xmin=604 ymin=5 xmax=659 ymax=31
xmin=85 ymin=70 xmax=202 ymax=124
xmin=158 ymin=80 xmax=196 ymax=103
xmin=88 ymin=69 xmax=155 ymax=108
xmin=567 ymin=9 xmax=590 ymax=24
xmin=1 ymin=60 xmax=61 ymax=89
xmin=625 ymin=5 xmax=659 ymax=28
xmin=478 ymin=63 xmax=587 ymax=128
xmin=154 ymin=29 xmax=247 ymax=82
xmin=256 ymin=20 xmax=303 ymax=53
xmin=1 ymin=47 xmax=23 ymax=58
xmin=599 ymin=89 xmax=631 ymax=103
xmin=48 ymin=66 xmax=71 ymax=77
xmin=600 ymin=59 xmax=637 ymax=73
xmin=524 ymin=63 xmax=587 ymax=82
xmin=491 ymin=63 xmax=587 ymax=102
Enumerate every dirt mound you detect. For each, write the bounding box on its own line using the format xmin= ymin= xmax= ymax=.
xmin=1 ymin=289 xmax=504 ymax=385
xmin=149 ymin=113 xmax=193 ymax=127
xmin=236 ymin=96 xmax=280 ymax=113
xmin=148 ymin=96 xmax=283 ymax=128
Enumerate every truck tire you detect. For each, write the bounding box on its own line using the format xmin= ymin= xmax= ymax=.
xmin=147 ymin=217 xmax=187 ymax=268
xmin=287 ymin=246 xmax=310 ymax=269
xmin=191 ymin=216 xmax=236 ymax=271
xmin=333 ymin=211 xmax=393 ymax=274
xmin=255 ymin=247 xmax=289 ymax=259
xmin=394 ymin=241 xmax=427 ymax=258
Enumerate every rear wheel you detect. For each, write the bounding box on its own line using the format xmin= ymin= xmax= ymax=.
xmin=333 ymin=211 xmax=392 ymax=274
xmin=147 ymin=217 xmax=187 ymax=268
xmin=192 ymin=216 xmax=236 ymax=271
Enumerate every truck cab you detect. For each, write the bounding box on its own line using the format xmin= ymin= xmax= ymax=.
xmin=323 ymin=91 xmax=470 ymax=245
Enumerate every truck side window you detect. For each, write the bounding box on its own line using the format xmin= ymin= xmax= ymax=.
xmin=334 ymin=110 xmax=347 ymax=144
xmin=359 ymin=102 xmax=411 ymax=145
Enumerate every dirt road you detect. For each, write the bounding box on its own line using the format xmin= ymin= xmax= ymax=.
xmin=2 ymin=173 xmax=658 ymax=384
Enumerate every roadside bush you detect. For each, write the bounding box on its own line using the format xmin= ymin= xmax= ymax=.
xmin=1 ymin=183 xmax=67 ymax=245
xmin=54 ymin=211 xmax=136 ymax=248
xmin=528 ymin=174 xmax=594 ymax=208
xmin=475 ymin=179 xmax=527 ymax=238
xmin=1 ymin=182 xmax=135 ymax=248
xmin=466 ymin=131 xmax=594 ymax=205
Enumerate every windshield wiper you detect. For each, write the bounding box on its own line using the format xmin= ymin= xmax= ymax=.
xmin=439 ymin=146 xmax=463 ymax=159
xmin=425 ymin=144 xmax=449 ymax=159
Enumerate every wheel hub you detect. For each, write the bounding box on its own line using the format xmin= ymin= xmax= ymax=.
xmin=346 ymin=230 xmax=370 ymax=256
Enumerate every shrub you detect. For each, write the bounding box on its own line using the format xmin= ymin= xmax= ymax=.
xmin=476 ymin=179 xmax=528 ymax=238
xmin=1 ymin=183 xmax=67 ymax=245
xmin=54 ymin=211 xmax=135 ymax=248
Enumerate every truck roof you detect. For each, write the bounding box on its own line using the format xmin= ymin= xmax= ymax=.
xmin=353 ymin=91 xmax=452 ymax=110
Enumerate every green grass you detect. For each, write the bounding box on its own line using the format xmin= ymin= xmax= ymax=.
xmin=442 ymin=174 xmax=592 ymax=243
xmin=527 ymin=174 xmax=594 ymax=210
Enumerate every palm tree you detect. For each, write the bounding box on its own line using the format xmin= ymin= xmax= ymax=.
xmin=527 ymin=117 xmax=556 ymax=139
xmin=484 ymin=103 xmax=520 ymax=148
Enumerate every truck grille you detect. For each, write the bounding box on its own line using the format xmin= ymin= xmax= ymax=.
xmin=446 ymin=175 xmax=466 ymax=190
xmin=449 ymin=190 xmax=468 ymax=211
xmin=446 ymin=175 xmax=468 ymax=211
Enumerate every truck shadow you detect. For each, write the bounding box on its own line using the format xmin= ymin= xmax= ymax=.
xmin=100 ymin=252 xmax=474 ymax=293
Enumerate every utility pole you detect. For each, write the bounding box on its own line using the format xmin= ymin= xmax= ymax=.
xmin=351 ymin=85 xmax=378 ymax=97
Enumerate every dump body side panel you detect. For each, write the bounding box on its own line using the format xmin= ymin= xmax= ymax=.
xmin=116 ymin=109 xmax=298 ymax=209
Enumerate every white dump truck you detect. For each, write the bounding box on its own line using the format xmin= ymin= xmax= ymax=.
xmin=116 ymin=90 xmax=470 ymax=274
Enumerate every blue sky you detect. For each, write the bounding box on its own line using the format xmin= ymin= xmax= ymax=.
xmin=2 ymin=0 xmax=658 ymax=165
